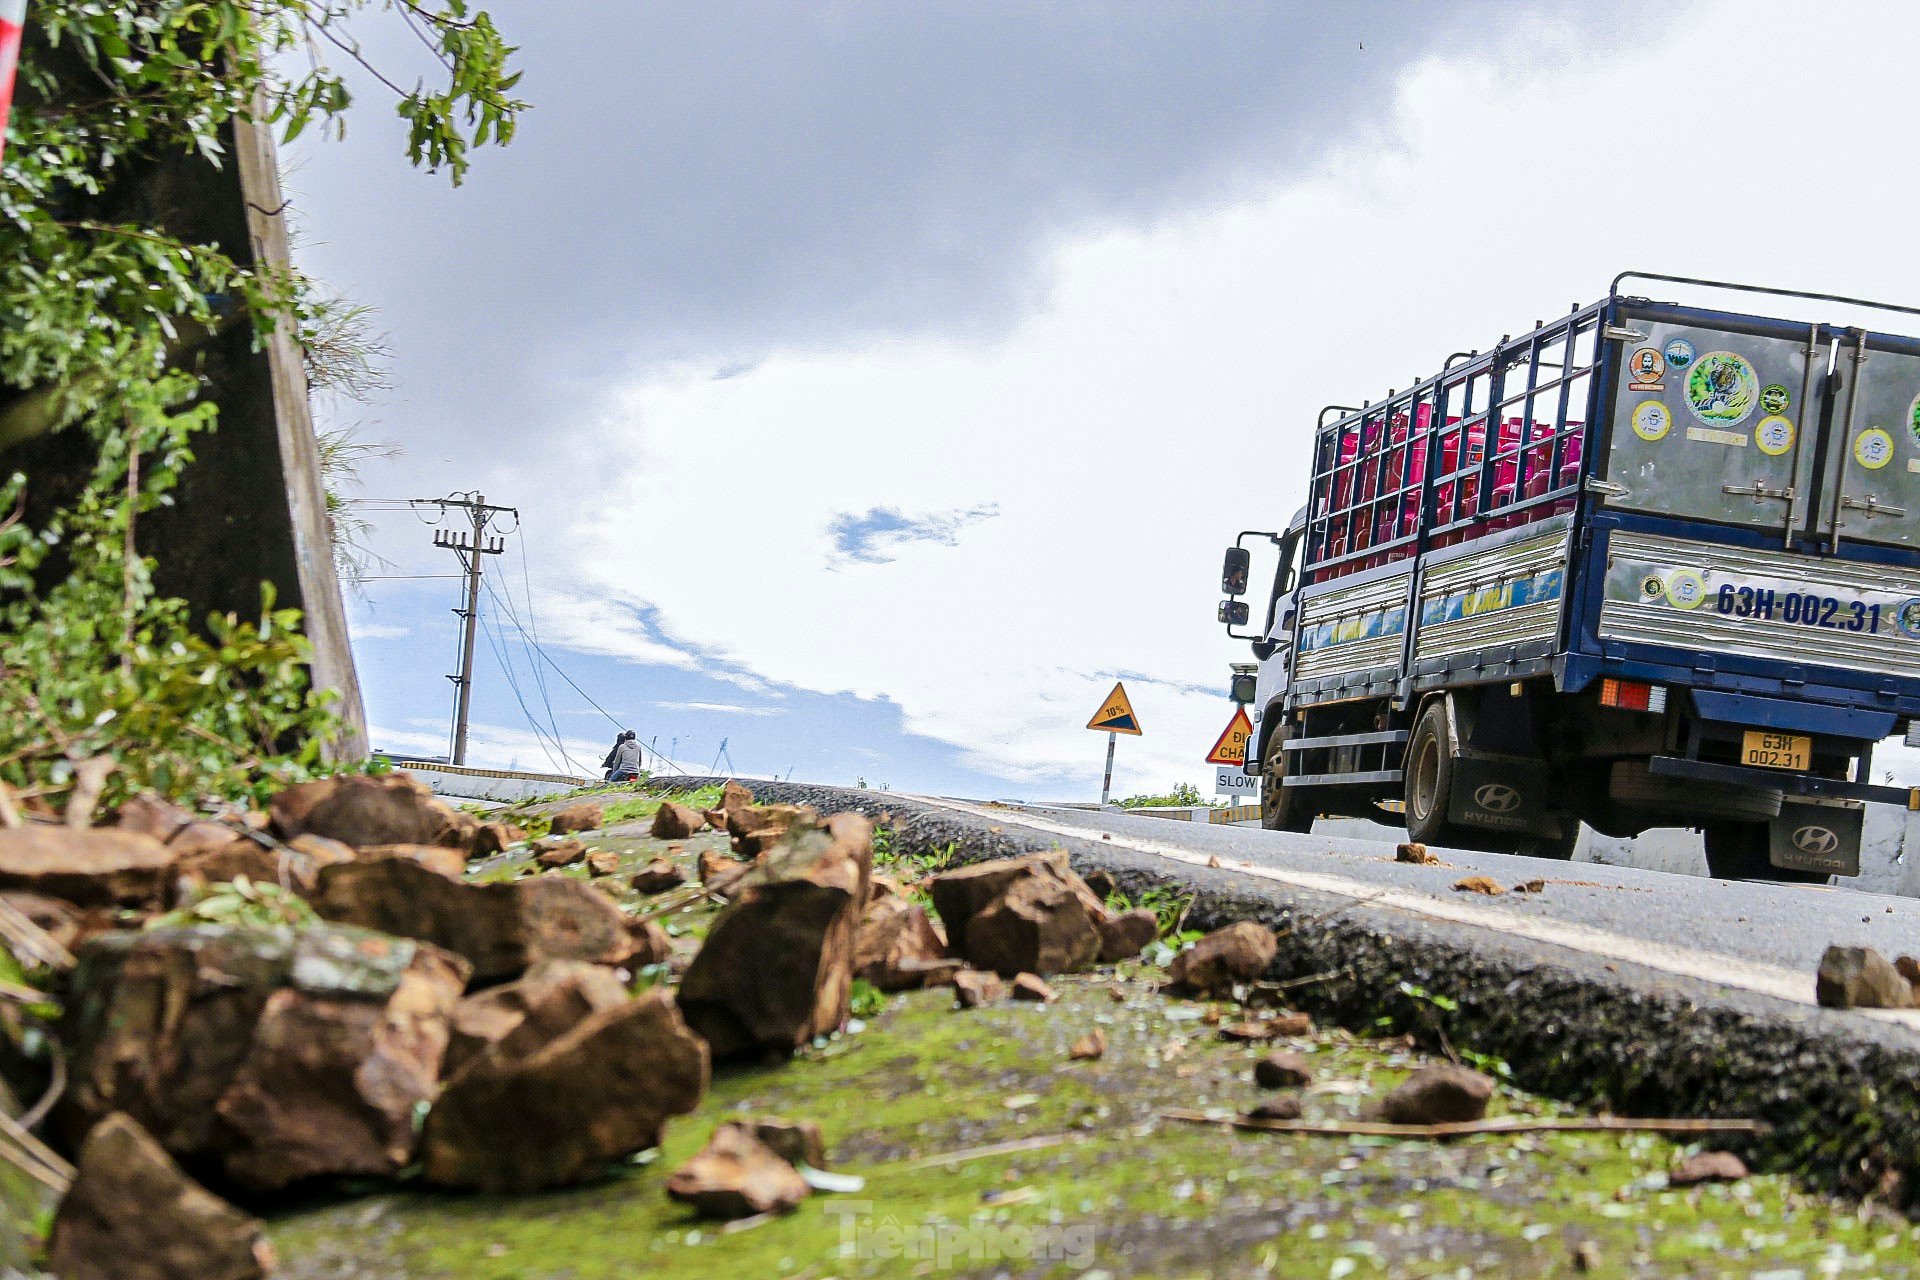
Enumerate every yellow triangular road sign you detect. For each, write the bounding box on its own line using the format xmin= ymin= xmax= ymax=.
xmin=1206 ymin=706 xmax=1254 ymax=765
xmin=1086 ymin=682 xmax=1143 ymax=735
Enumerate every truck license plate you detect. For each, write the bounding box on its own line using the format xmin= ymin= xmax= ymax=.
xmin=1742 ymin=730 xmax=1810 ymax=771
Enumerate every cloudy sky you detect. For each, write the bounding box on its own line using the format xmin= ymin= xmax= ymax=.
xmin=292 ymin=0 xmax=1920 ymax=797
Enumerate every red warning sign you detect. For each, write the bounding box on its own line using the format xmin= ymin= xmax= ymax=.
xmin=1205 ymin=706 xmax=1254 ymax=766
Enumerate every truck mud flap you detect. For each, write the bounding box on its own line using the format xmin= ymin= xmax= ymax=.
xmin=1769 ymin=797 xmax=1864 ymax=878
xmin=1446 ymin=756 xmax=1556 ymax=837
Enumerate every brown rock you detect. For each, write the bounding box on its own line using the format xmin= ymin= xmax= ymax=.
xmin=48 ymin=1113 xmax=273 ymax=1280
xmin=665 ymin=1122 xmax=809 ymax=1219
xmin=651 ymin=802 xmax=707 ymax=840
xmin=1816 ymin=944 xmax=1914 ymax=1010
xmin=747 ymin=1117 xmax=827 ymax=1169
xmin=466 ymin=821 xmax=527 ymax=859
xmin=547 ymin=802 xmax=604 ymax=836
xmin=0 ymin=826 xmax=174 ymax=907
xmin=1378 ymin=1064 xmax=1496 ymax=1125
xmin=423 ymin=990 xmax=709 ymax=1191
xmin=214 ymin=930 xmax=469 ymax=1191
xmin=353 ymin=843 xmax=466 ymax=878
xmin=1069 ymin=1029 xmax=1107 ymax=1060
xmin=111 ymin=794 xmax=195 ymax=843
xmin=928 ymin=852 xmax=1107 ymax=962
xmin=1010 ymin=972 xmax=1055 ymax=1002
xmin=1165 ymin=922 xmax=1278 ymax=992
xmin=952 ymin=969 xmax=1004 ymax=1008
xmin=586 ymin=850 xmax=623 ymax=877
xmin=699 ymin=847 xmax=752 ymax=895
xmin=166 ymin=821 xmax=242 ymax=861
xmin=1246 ymin=1096 xmax=1304 ymax=1122
xmin=444 ymin=960 xmax=629 ymax=1078
xmin=961 ymin=873 xmax=1102 ymax=977
xmin=630 ymin=858 xmax=687 ymax=894
xmin=727 ymin=802 xmax=815 ymax=856
xmin=720 ymin=780 xmax=755 ymax=814
xmin=1097 ymin=907 xmax=1159 ymax=962
xmin=677 ymin=814 xmax=872 ymax=1058
xmin=286 ymin=833 xmax=357 ymax=865
xmin=270 ymin=772 xmax=472 ymax=850
xmin=1254 ymin=1050 xmax=1313 ymax=1089
xmin=1 ymin=891 xmax=84 ymax=952
xmin=311 ymin=856 xmax=640 ymax=983
xmin=1082 ymin=868 xmax=1116 ymax=900
xmin=1895 ymin=953 xmax=1920 ymax=991
xmin=1218 ymin=1019 xmax=1283 ymax=1042
xmin=1453 ymin=876 xmax=1504 ymax=896
xmin=1670 ymin=1150 xmax=1748 ymax=1186
xmin=627 ymin=918 xmax=674 ymax=967
xmin=702 ymin=808 xmax=728 ymax=831
xmin=536 ymin=838 xmax=588 ymax=869
xmin=1395 ymin=841 xmax=1436 ymax=865
xmin=854 ymin=894 xmax=954 ymax=991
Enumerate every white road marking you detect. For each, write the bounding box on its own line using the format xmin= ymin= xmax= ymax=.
xmin=914 ymin=795 xmax=1920 ymax=1024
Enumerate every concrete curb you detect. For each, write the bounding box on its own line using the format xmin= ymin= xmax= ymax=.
xmin=650 ymin=775 xmax=1920 ymax=1207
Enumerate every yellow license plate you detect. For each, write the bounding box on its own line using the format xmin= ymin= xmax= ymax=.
xmin=1742 ymin=730 xmax=1810 ymax=771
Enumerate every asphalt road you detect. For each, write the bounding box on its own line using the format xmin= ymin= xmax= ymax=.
xmin=925 ymin=798 xmax=1920 ymax=1020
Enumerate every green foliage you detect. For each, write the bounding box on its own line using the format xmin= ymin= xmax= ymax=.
xmin=1116 ymin=783 xmax=1218 ymax=809
xmin=1103 ymin=886 xmax=1193 ymax=938
xmin=148 ymin=874 xmax=322 ymax=932
xmin=848 ymin=978 xmax=885 ymax=1020
xmin=0 ymin=2 xmax=522 ymax=809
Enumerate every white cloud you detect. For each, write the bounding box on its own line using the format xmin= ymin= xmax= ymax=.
xmin=349 ymin=621 xmax=412 ymax=641
xmin=522 ymin=0 xmax=1920 ymax=793
xmin=654 ymin=701 xmax=787 ymax=717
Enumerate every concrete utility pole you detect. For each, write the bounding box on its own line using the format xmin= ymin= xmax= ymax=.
xmin=419 ymin=491 xmax=515 ymax=765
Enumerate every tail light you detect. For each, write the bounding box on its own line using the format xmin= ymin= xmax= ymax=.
xmin=1599 ymin=678 xmax=1667 ymax=713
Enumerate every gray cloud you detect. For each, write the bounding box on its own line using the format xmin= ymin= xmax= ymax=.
xmin=828 ymin=503 xmax=1000 ymax=566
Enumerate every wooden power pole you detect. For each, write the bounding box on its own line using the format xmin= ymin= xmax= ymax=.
xmin=421 ymin=491 xmax=514 ymax=765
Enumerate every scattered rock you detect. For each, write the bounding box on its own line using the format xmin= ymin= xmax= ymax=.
xmin=0 ymin=826 xmax=174 ymax=907
xmin=535 ymin=839 xmax=588 ymax=869
xmin=1395 ymin=841 xmax=1436 ymax=865
xmin=665 ymin=1122 xmax=810 ymax=1219
xmin=1097 ymin=907 xmax=1159 ymax=963
xmin=1378 ymin=1064 xmax=1496 ymax=1125
xmin=1513 ymin=878 xmax=1546 ymax=894
xmin=1452 ymin=876 xmax=1504 ymax=896
xmin=720 ymin=781 xmax=755 ymax=814
xmin=1670 ymin=1150 xmax=1748 ymax=1186
xmin=1570 ymin=1241 xmax=1601 ymax=1273
xmin=213 ymin=930 xmax=469 ymax=1191
xmin=1082 ymin=868 xmax=1116 ymax=900
xmin=650 ymin=802 xmax=707 ymax=840
xmin=547 ymin=802 xmax=604 ymax=836
xmin=1254 ymin=1050 xmax=1313 ymax=1089
xmin=1165 ymin=921 xmax=1277 ymax=993
xmin=676 ymin=813 xmax=872 ymax=1058
xmin=356 ymin=843 xmax=467 ymax=878
xmin=952 ymin=969 xmax=1004 ymax=1008
xmin=929 ymin=852 xmax=1105 ymax=961
xmin=1817 ymin=944 xmax=1914 ymax=1009
xmin=443 ymin=960 xmax=629 ymax=1078
xmin=698 ymin=848 xmax=753 ymax=897
xmin=48 ymin=1113 xmax=274 ymax=1280
xmin=311 ymin=857 xmax=641 ymax=983
xmin=1895 ymin=954 xmax=1920 ymax=990
xmin=166 ymin=821 xmax=243 ymax=861
xmin=1219 ymin=1019 xmax=1284 ymax=1042
xmin=853 ymin=894 xmax=958 ymax=991
xmin=424 ymin=989 xmax=708 ymax=1191
xmin=1245 ymin=1095 xmax=1303 ymax=1122
xmin=1206 ymin=855 xmax=1221 ymax=868
xmin=111 ymin=794 xmax=195 ymax=843
xmin=747 ymin=1117 xmax=827 ymax=1170
xmin=630 ymin=858 xmax=687 ymax=894
xmin=466 ymin=821 xmax=527 ymax=859
xmin=586 ymin=850 xmax=623 ymax=877
xmin=270 ymin=772 xmax=472 ymax=850
xmin=1 ymin=890 xmax=92 ymax=953
xmin=1010 ymin=972 xmax=1055 ymax=1002
xmin=727 ymin=803 xmax=815 ymax=856
xmin=930 ymin=852 xmax=1108 ymax=978
xmin=1069 ymin=1029 xmax=1107 ymax=1060
xmin=172 ymin=833 xmax=348 ymax=899
xmin=702 ymin=808 xmax=728 ymax=831
xmin=626 ymin=917 xmax=674 ymax=967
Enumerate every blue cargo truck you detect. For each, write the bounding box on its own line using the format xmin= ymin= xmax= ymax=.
xmin=1216 ymin=274 xmax=1920 ymax=880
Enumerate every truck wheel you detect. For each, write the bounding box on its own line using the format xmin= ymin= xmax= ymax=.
xmin=1703 ymin=823 xmax=1828 ymax=884
xmin=1404 ymin=700 xmax=1460 ymax=846
xmin=1259 ymin=725 xmax=1317 ymax=833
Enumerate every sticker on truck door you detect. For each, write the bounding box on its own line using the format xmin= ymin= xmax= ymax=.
xmin=1684 ymin=351 xmax=1759 ymax=426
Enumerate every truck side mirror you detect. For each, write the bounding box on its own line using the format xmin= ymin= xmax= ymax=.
xmin=1221 ymin=547 xmax=1250 ymax=595
xmin=1217 ymin=600 xmax=1250 ymax=626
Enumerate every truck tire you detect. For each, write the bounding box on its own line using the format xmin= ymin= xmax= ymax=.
xmin=1259 ymin=724 xmax=1317 ymax=833
xmin=1703 ymin=822 xmax=1828 ymax=884
xmin=1608 ymin=761 xmax=1782 ymax=824
xmin=1404 ymin=700 xmax=1461 ymax=847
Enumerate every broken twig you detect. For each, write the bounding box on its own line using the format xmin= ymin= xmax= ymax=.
xmin=0 ymin=896 xmax=76 ymax=971
xmin=1160 ymin=1108 xmax=1770 ymax=1139
xmin=899 ymin=1131 xmax=1090 ymax=1170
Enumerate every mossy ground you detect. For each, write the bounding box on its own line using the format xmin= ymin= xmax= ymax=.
xmin=259 ymin=793 xmax=1920 ymax=1278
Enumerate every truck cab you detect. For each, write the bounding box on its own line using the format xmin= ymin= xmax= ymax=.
xmin=1218 ymin=275 xmax=1920 ymax=880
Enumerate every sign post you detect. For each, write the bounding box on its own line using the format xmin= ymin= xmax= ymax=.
xmin=0 ymin=1 xmax=25 ymax=166
xmin=1085 ymin=681 xmax=1143 ymax=805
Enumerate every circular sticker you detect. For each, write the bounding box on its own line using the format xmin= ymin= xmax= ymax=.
xmin=1755 ymin=415 xmax=1795 ymax=457
xmin=1641 ymin=576 xmax=1666 ymax=599
xmin=1664 ymin=569 xmax=1708 ymax=609
xmin=1760 ymin=383 xmax=1791 ymax=415
xmin=1685 ymin=351 xmax=1759 ymax=426
xmin=1664 ymin=338 xmax=1695 ymax=369
xmin=1628 ymin=347 xmax=1665 ymax=389
xmin=1631 ymin=400 xmax=1672 ymax=441
xmin=1855 ymin=427 xmax=1895 ymax=470
xmin=1898 ymin=599 xmax=1920 ymax=640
